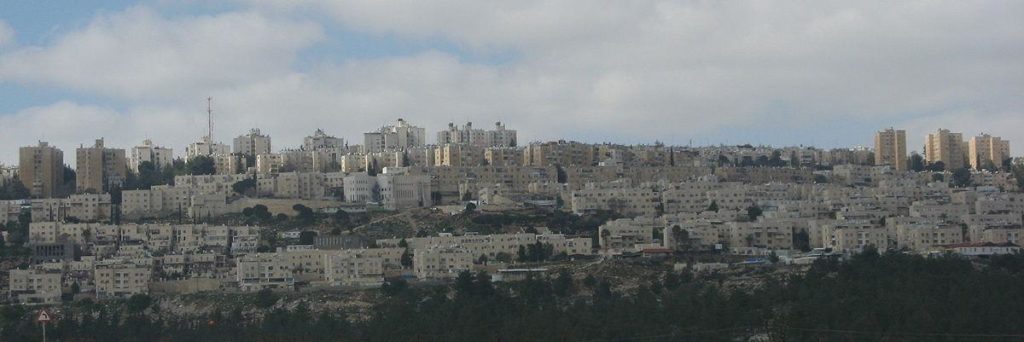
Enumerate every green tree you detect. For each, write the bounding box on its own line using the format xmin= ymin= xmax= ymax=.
xmin=793 ymin=229 xmax=811 ymax=252
xmin=553 ymin=270 xmax=574 ymax=297
xmin=232 ymin=178 xmax=257 ymax=195
xmin=292 ymin=204 xmax=315 ymax=225
xmin=126 ymin=294 xmax=152 ymax=313
xmin=0 ymin=177 xmax=30 ymax=200
xmin=380 ymin=278 xmax=408 ymax=297
xmin=951 ymin=168 xmax=972 ymax=187
xmin=926 ymin=161 xmax=946 ymax=172
xmin=186 ymin=156 xmax=216 ymax=175
xmin=909 ymin=153 xmax=925 ymax=172
xmin=400 ymin=248 xmax=413 ymax=268
xmin=255 ymin=288 xmax=278 ymax=308
xmin=706 ymin=200 xmax=719 ymax=213
xmin=746 ymin=206 xmax=763 ymax=221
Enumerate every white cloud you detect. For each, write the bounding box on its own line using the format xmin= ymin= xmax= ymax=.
xmin=239 ymin=1 xmax=1024 ymax=146
xmin=0 ymin=20 xmax=13 ymax=47
xmin=0 ymin=7 xmax=324 ymax=100
xmin=2 ymin=2 xmax=1023 ymax=165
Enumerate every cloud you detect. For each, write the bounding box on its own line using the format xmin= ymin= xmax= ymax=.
xmin=2 ymin=2 xmax=1023 ymax=165
xmin=239 ymin=1 xmax=1024 ymax=146
xmin=0 ymin=7 xmax=324 ymax=100
xmin=0 ymin=20 xmax=13 ymax=47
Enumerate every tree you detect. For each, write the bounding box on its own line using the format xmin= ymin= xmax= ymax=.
xmin=464 ymin=202 xmax=477 ymax=214
xmin=1013 ymin=159 xmax=1024 ymax=190
xmin=126 ymin=294 xmax=152 ymax=313
xmin=909 ymin=153 xmax=925 ymax=172
xmin=332 ymin=210 xmax=350 ymax=225
xmin=981 ymin=160 xmax=999 ymax=172
xmin=793 ymin=229 xmax=811 ymax=252
xmin=494 ymin=252 xmax=513 ymax=263
xmin=380 ymin=278 xmax=408 ymax=297
xmin=232 ymin=178 xmax=257 ymax=195
xmin=706 ymin=200 xmax=719 ymax=213
xmin=926 ymin=161 xmax=946 ymax=172
xmin=553 ymin=270 xmax=574 ymax=297
xmin=0 ymin=177 xmax=30 ymax=200
xmin=400 ymin=249 xmax=413 ymax=268
xmin=292 ymin=204 xmax=315 ymax=225
xmin=746 ymin=206 xmax=763 ymax=221
xmin=298 ymin=231 xmax=317 ymax=245
xmin=186 ymin=156 xmax=216 ymax=175
xmin=255 ymin=288 xmax=278 ymax=308
xmin=951 ymin=168 xmax=972 ymax=188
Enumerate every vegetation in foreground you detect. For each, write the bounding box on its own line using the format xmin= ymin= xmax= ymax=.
xmin=2 ymin=250 xmax=1024 ymax=341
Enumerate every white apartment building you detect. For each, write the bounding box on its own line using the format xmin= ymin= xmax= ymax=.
xmin=8 ymin=268 xmax=62 ymax=304
xmin=324 ymin=249 xmax=385 ymax=287
xmin=436 ymin=121 xmax=518 ymax=147
xmin=413 ymin=246 xmax=474 ymax=280
xmin=363 ymin=118 xmax=426 ymax=153
xmin=94 ymin=262 xmax=151 ymax=299
xmin=598 ymin=217 xmax=660 ymax=254
xmin=233 ymin=128 xmax=272 ymax=156
xmin=236 ymin=253 xmax=295 ymax=291
xmin=129 ymin=139 xmax=174 ymax=173
xmin=186 ymin=136 xmax=231 ymax=160
xmin=304 ymin=129 xmax=345 ymax=151
xmin=30 ymin=193 xmax=112 ymax=223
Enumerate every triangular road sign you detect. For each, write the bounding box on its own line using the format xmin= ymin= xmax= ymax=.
xmin=37 ymin=310 xmax=51 ymax=323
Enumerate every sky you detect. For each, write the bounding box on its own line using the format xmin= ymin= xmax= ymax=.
xmin=0 ymin=1 xmax=1022 ymax=165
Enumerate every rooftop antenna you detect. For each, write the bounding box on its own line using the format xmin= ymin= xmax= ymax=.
xmin=207 ymin=97 xmax=213 ymax=141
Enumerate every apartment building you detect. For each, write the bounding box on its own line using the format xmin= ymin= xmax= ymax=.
xmin=76 ymin=139 xmax=127 ymax=193
xmin=968 ymin=134 xmax=1010 ymax=170
xmin=129 ymin=139 xmax=174 ymax=172
xmin=8 ymin=268 xmax=63 ymax=304
xmin=30 ymin=193 xmax=111 ymax=223
xmin=343 ymin=171 xmax=432 ymax=209
xmin=727 ymin=219 xmax=799 ymax=250
xmin=94 ymin=262 xmax=151 ymax=299
xmin=437 ymin=121 xmax=518 ymax=147
xmin=233 ymin=128 xmax=272 ymax=156
xmin=236 ymin=253 xmax=295 ymax=291
xmin=434 ymin=144 xmax=485 ymax=167
xmin=598 ymin=217 xmax=660 ymax=254
xmin=363 ymin=118 xmax=426 ymax=153
xmin=874 ymin=128 xmax=907 ymax=171
xmin=925 ymin=129 xmax=966 ymax=170
xmin=572 ymin=181 xmax=661 ymax=216
xmin=523 ymin=141 xmax=597 ymax=167
xmin=484 ymin=147 xmax=524 ymax=167
xmin=413 ymin=246 xmax=474 ymax=280
xmin=19 ymin=141 xmax=64 ymax=198
xmin=186 ymin=136 xmax=231 ymax=160
xmin=896 ymin=221 xmax=964 ymax=252
xmin=121 ymin=186 xmax=229 ymax=220
xmin=324 ymin=249 xmax=385 ymax=287
xmin=303 ymin=129 xmax=345 ymax=151
xmin=819 ymin=220 xmax=889 ymax=253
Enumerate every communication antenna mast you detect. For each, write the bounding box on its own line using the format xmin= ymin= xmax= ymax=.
xmin=207 ymin=97 xmax=213 ymax=141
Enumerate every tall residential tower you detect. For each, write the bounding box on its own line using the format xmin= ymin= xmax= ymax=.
xmin=874 ymin=128 xmax=907 ymax=171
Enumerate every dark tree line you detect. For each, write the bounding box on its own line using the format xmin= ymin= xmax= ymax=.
xmin=3 ymin=251 xmax=1024 ymax=341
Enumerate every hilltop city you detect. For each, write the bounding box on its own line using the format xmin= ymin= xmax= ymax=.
xmin=0 ymin=117 xmax=1023 ymax=339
